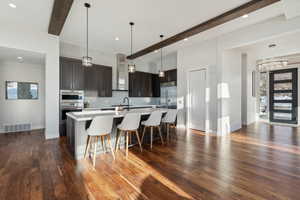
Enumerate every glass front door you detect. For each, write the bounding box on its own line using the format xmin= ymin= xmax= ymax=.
xmin=269 ymin=68 xmax=298 ymax=124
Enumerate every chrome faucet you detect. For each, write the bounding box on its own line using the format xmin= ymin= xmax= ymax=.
xmin=123 ymin=97 xmax=130 ymax=110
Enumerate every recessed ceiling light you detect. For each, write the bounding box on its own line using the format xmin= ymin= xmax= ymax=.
xmin=154 ymin=50 xmax=158 ymax=53
xmin=184 ymin=38 xmax=188 ymax=41
xmin=9 ymin=3 xmax=16 ymax=8
xmin=242 ymin=14 xmax=249 ymax=18
xmin=17 ymin=56 xmax=23 ymax=60
xmin=115 ymin=37 xmax=119 ymax=41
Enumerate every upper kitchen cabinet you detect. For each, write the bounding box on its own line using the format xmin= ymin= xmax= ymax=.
xmin=60 ymin=57 xmax=84 ymax=90
xmin=160 ymin=69 xmax=177 ymax=84
xmin=60 ymin=57 xmax=112 ymax=97
xmin=152 ymin=74 xmax=161 ymax=97
xmin=129 ymin=71 xmax=160 ymax=97
xmin=84 ymin=65 xmax=98 ymax=91
xmin=72 ymin=61 xmax=85 ymax=90
xmin=97 ymin=66 xmax=112 ymax=97
xmin=84 ymin=64 xmax=112 ymax=97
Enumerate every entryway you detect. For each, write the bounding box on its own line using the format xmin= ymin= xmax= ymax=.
xmin=269 ymin=68 xmax=298 ymax=124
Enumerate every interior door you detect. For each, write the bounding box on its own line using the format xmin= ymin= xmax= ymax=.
xmin=269 ymin=68 xmax=298 ymax=124
xmin=188 ymin=69 xmax=206 ymax=131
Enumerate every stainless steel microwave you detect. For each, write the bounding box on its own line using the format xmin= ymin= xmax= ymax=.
xmin=60 ymin=90 xmax=84 ymax=103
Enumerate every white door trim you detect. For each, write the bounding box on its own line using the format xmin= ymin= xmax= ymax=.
xmin=186 ymin=67 xmax=208 ymax=132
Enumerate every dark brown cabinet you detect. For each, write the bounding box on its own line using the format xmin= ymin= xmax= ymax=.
xmin=97 ymin=66 xmax=112 ymax=97
xmin=129 ymin=71 xmax=160 ymax=97
xmin=160 ymin=69 xmax=177 ymax=84
xmin=152 ymin=74 xmax=161 ymax=97
xmin=84 ymin=66 xmax=98 ymax=91
xmin=60 ymin=57 xmax=112 ymax=97
xmin=72 ymin=61 xmax=85 ymax=90
xmin=60 ymin=57 xmax=84 ymax=90
xmin=84 ymin=64 xmax=112 ymax=97
xmin=60 ymin=58 xmax=73 ymax=90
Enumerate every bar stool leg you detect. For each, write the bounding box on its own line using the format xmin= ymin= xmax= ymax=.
xmin=141 ymin=126 xmax=146 ymax=143
xmin=150 ymin=127 xmax=153 ymax=150
xmin=158 ymin=126 xmax=164 ymax=144
xmin=125 ymin=131 xmax=129 ymax=158
xmin=167 ymin=124 xmax=170 ymax=143
xmin=107 ymin=135 xmax=115 ymax=160
xmin=100 ymin=136 xmax=105 ymax=152
xmin=115 ymin=130 xmax=121 ymax=152
xmin=135 ymin=130 xmax=143 ymax=152
xmin=93 ymin=136 xmax=98 ymax=168
xmin=84 ymin=135 xmax=91 ymax=159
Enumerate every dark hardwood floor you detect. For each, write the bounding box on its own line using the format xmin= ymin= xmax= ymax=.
xmin=1 ymin=123 xmax=300 ymax=200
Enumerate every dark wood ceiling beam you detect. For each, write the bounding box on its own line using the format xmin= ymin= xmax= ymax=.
xmin=48 ymin=0 xmax=74 ymax=36
xmin=127 ymin=0 xmax=280 ymax=60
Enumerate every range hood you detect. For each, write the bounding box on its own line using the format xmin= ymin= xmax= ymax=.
xmin=115 ymin=53 xmax=128 ymax=91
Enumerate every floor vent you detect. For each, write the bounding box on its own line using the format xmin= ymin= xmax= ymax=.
xmin=3 ymin=123 xmax=32 ymax=133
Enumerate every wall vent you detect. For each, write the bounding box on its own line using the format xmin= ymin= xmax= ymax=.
xmin=3 ymin=123 xmax=31 ymax=133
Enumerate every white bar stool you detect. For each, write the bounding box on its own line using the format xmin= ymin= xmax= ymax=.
xmin=162 ymin=109 xmax=178 ymax=142
xmin=115 ymin=113 xmax=143 ymax=158
xmin=141 ymin=110 xmax=164 ymax=149
xmin=84 ymin=116 xmax=115 ymax=167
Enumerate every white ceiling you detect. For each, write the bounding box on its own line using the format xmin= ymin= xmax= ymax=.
xmin=237 ymin=31 xmax=300 ymax=60
xmin=0 ymin=0 xmax=54 ymax=33
xmin=60 ymin=0 xmax=255 ymax=55
xmin=0 ymin=46 xmax=45 ymax=65
xmin=0 ymin=0 xmax=285 ymax=61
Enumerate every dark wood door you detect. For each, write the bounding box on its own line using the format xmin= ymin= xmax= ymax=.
xmin=60 ymin=58 xmax=73 ymax=90
xmin=72 ymin=61 xmax=85 ymax=90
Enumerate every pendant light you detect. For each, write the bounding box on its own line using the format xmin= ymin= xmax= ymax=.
xmin=128 ymin=22 xmax=136 ymax=73
xmin=158 ymin=35 xmax=165 ymax=77
xmin=82 ymin=3 xmax=92 ymax=67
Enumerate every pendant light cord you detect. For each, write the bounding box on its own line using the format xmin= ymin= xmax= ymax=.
xmin=160 ymin=35 xmax=163 ymax=71
xmin=86 ymin=5 xmax=89 ymax=58
xmin=130 ymin=23 xmax=133 ymax=56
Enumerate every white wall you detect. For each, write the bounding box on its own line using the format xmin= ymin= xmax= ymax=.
xmin=177 ymin=15 xmax=300 ymax=135
xmin=177 ymin=39 xmax=218 ymax=132
xmin=220 ymin=50 xmax=242 ymax=134
xmin=150 ymin=52 xmax=177 ymax=73
xmin=0 ymin=24 xmax=59 ymax=139
xmin=0 ymin=61 xmax=45 ymax=132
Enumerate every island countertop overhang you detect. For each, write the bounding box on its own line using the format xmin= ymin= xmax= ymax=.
xmin=66 ymin=108 xmax=169 ymax=122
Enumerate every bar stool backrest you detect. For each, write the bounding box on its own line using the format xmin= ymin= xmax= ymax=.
xmin=119 ymin=113 xmax=141 ymax=131
xmin=87 ymin=115 xmax=114 ymax=136
xmin=145 ymin=110 xmax=163 ymax=126
xmin=163 ymin=109 xmax=178 ymax=123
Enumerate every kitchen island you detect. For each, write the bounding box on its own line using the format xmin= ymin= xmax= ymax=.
xmin=66 ymin=108 xmax=168 ymax=160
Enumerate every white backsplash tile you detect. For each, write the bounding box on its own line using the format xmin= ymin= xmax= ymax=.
xmin=84 ymin=91 xmax=161 ymax=108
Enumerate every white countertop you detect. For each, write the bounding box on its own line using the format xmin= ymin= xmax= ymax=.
xmin=84 ymin=104 xmax=160 ymax=111
xmin=67 ymin=108 xmax=169 ymax=121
